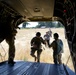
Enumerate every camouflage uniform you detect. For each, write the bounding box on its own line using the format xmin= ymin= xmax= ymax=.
xmin=49 ymin=33 xmax=63 ymax=64
xmin=6 ymin=36 xmax=15 ymax=63
xmin=44 ymin=32 xmax=50 ymax=47
xmin=30 ymin=32 xmax=45 ymax=62
xmin=0 ymin=22 xmax=17 ymax=64
xmin=6 ymin=29 xmax=17 ymax=64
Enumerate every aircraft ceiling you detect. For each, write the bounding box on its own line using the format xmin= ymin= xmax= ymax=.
xmin=0 ymin=0 xmax=75 ymax=23
xmin=1 ymin=0 xmax=54 ymax=21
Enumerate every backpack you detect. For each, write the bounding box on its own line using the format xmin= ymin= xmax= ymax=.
xmin=57 ymin=39 xmax=63 ymax=54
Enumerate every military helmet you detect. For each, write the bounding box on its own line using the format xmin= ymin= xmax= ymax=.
xmin=36 ymin=32 xmax=41 ymax=36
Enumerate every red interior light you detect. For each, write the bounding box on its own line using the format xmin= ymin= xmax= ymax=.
xmin=64 ymin=10 xmax=66 ymax=13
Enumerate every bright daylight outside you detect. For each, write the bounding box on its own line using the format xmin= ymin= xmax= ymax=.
xmin=0 ymin=21 xmax=74 ymax=72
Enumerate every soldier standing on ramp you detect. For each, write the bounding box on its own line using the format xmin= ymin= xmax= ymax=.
xmin=49 ymin=33 xmax=63 ymax=64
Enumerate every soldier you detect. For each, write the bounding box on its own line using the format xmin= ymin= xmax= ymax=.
xmin=44 ymin=32 xmax=51 ymax=47
xmin=49 ymin=33 xmax=63 ymax=64
xmin=44 ymin=29 xmax=52 ymax=47
xmin=30 ymin=32 xmax=45 ymax=62
xmin=0 ymin=17 xmax=17 ymax=65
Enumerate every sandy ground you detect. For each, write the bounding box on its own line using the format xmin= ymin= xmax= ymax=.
xmin=0 ymin=28 xmax=74 ymax=71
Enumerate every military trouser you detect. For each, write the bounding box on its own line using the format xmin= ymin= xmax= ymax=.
xmin=6 ymin=37 xmax=15 ymax=62
xmin=53 ymin=53 xmax=62 ymax=64
xmin=30 ymin=47 xmax=42 ymax=62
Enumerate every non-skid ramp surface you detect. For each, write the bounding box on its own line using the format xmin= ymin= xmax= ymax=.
xmin=0 ymin=61 xmax=75 ymax=75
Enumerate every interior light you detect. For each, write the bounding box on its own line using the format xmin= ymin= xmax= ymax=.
xmin=63 ymin=10 xmax=66 ymax=13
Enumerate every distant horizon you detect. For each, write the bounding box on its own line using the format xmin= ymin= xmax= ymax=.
xmin=19 ymin=21 xmax=60 ymax=28
xmin=19 ymin=22 xmax=38 ymax=28
xmin=26 ymin=22 xmax=38 ymax=27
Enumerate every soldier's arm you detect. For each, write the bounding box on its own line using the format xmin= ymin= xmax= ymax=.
xmin=49 ymin=41 xmax=54 ymax=48
xmin=40 ymin=37 xmax=46 ymax=44
xmin=31 ymin=37 xmax=35 ymax=46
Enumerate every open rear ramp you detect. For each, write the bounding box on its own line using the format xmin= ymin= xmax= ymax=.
xmin=0 ymin=61 xmax=75 ymax=75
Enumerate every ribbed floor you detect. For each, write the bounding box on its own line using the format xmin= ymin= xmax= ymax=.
xmin=0 ymin=61 xmax=75 ymax=75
